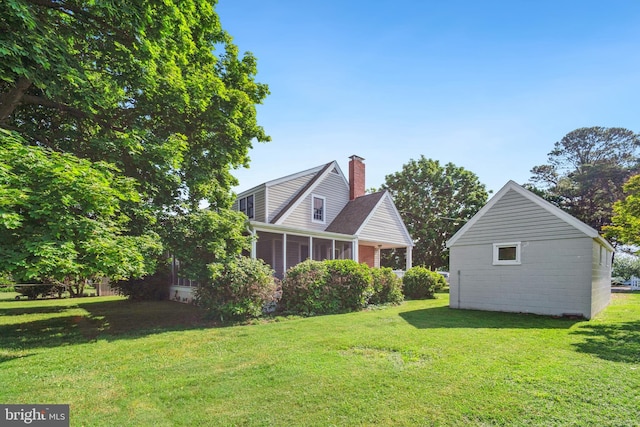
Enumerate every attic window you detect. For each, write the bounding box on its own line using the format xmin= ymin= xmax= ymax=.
xmin=312 ymin=195 xmax=325 ymax=223
xmin=493 ymin=242 xmax=521 ymax=265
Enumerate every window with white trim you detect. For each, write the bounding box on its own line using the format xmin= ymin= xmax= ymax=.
xmin=238 ymin=194 xmax=254 ymax=219
xmin=312 ymin=195 xmax=326 ymax=223
xmin=493 ymin=242 xmax=521 ymax=265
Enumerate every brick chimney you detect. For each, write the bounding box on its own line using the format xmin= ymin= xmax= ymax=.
xmin=349 ymin=155 xmax=366 ymax=200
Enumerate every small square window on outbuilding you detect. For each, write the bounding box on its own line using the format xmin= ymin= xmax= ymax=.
xmin=493 ymin=242 xmax=521 ymax=265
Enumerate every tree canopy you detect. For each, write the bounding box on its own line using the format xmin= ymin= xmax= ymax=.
xmin=1 ymin=0 xmax=269 ymax=211
xmin=0 ymin=130 xmax=162 ymax=294
xmin=529 ymin=127 xmax=640 ymax=232
xmin=382 ymin=156 xmax=489 ymax=269
xmin=1 ymin=0 xmax=269 ymax=284
xmin=603 ymin=174 xmax=640 ymax=247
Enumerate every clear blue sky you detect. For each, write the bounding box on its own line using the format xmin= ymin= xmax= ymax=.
xmin=216 ymin=0 xmax=640 ymax=195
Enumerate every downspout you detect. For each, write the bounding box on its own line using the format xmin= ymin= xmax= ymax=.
xmin=457 ymin=270 xmax=461 ymax=308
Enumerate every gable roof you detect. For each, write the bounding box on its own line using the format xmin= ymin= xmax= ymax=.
xmin=325 ymin=191 xmax=386 ymax=234
xmin=326 ymin=191 xmax=413 ymax=246
xmin=446 ymin=180 xmax=614 ymax=251
xmin=271 ymin=161 xmax=346 ymax=225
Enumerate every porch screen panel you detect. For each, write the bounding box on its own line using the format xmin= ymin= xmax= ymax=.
xmin=312 ymin=238 xmax=333 ymax=261
xmin=286 ymin=235 xmax=310 ymax=272
xmin=256 ymin=231 xmax=284 ymax=278
xmin=334 ymin=240 xmax=353 ymax=260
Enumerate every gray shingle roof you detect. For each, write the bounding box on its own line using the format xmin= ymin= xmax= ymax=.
xmin=325 ymin=191 xmax=386 ymax=235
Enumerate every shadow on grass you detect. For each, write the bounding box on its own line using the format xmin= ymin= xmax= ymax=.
xmin=399 ymin=306 xmax=580 ymax=330
xmin=0 ymin=305 xmax=70 ymax=317
xmin=571 ymin=321 xmax=640 ymax=364
xmin=0 ymin=299 xmax=215 ymax=361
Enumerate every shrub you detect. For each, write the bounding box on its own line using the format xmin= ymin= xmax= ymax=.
xmin=280 ymin=259 xmax=374 ymax=315
xmin=111 ymin=261 xmax=171 ymax=301
xmin=370 ymin=267 xmax=404 ymax=305
xmin=195 ymin=256 xmax=278 ymax=321
xmin=402 ymin=266 xmax=441 ymax=299
xmin=324 ymin=259 xmax=373 ymax=311
xmin=14 ymin=284 xmax=63 ymax=299
xmin=279 ymin=259 xmax=329 ymax=315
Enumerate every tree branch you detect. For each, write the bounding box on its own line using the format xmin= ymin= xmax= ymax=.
xmin=0 ymin=77 xmax=33 ymax=123
xmin=21 ymin=94 xmax=89 ymax=119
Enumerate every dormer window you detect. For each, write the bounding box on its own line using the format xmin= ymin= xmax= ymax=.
xmin=312 ymin=195 xmax=325 ymax=223
xmin=239 ymin=194 xmax=254 ymax=219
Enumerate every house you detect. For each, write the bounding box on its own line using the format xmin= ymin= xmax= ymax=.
xmin=446 ymin=180 xmax=613 ymax=319
xmin=169 ymin=155 xmax=414 ymax=302
xmin=236 ymin=155 xmax=414 ymax=277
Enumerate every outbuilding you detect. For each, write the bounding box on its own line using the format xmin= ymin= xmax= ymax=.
xmin=446 ymin=180 xmax=613 ymax=319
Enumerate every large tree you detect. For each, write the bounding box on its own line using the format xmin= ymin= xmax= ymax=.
xmin=529 ymin=127 xmax=640 ymax=232
xmin=1 ymin=0 xmax=269 ymax=281
xmin=382 ymin=156 xmax=489 ymax=269
xmin=0 ymin=130 xmax=162 ymax=295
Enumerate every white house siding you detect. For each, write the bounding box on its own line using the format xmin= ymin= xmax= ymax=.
xmin=267 ymin=172 xmax=317 ymax=223
xmin=454 ymin=189 xmax=585 ymax=245
xmin=449 ymin=237 xmax=594 ymax=318
xmin=590 ymin=241 xmax=612 ymax=319
xmin=358 ymin=196 xmax=412 ymax=245
xmin=281 ymin=172 xmax=349 ymax=231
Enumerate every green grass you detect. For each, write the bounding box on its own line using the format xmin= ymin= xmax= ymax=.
xmin=1 ymin=293 xmax=639 ymax=426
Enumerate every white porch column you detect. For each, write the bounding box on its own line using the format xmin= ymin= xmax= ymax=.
xmin=374 ymin=245 xmax=381 ymax=268
xmin=353 ymin=239 xmax=358 ymax=262
xmin=309 ymin=236 xmax=313 ymax=261
xmin=250 ymin=231 xmax=257 ymax=259
xmin=283 ymin=233 xmax=287 ymax=275
xmin=332 ymin=240 xmax=336 ymax=259
xmin=406 ymin=246 xmax=413 ymax=270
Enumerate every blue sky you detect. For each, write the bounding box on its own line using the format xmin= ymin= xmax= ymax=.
xmin=216 ymin=0 xmax=640 ymax=195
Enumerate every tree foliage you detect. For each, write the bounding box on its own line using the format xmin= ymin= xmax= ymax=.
xmin=603 ymin=174 xmax=640 ymax=247
xmin=0 ymin=130 xmax=162 ymax=295
xmin=529 ymin=127 xmax=640 ymax=232
xmin=611 ymin=253 xmax=640 ymax=282
xmin=1 ymin=0 xmax=269 ymax=281
xmin=162 ymin=208 xmax=250 ymax=283
xmin=382 ymin=156 xmax=489 ymax=269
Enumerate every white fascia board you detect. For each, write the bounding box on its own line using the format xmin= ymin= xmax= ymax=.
xmin=249 ymin=221 xmax=356 ymax=240
xmin=446 ymin=180 xmax=614 ymax=251
xmin=264 ymin=164 xmax=327 ymax=188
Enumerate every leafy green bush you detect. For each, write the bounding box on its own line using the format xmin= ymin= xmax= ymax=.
xmin=279 ymin=259 xmax=329 ymax=315
xmin=280 ymin=259 xmax=373 ymax=315
xmin=111 ymin=260 xmax=171 ymax=301
xmin=370 ymin=267 xmax=404 ymax=305
xmin=195 ymin=256 xmax=278 ymax=321
xmin=402 ymin=266 xmax=442 ymax=299
xmin=324 ymin=259 xmax=373 ymax=311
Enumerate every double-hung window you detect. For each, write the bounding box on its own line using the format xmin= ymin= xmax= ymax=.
xmin=312 ymin=195 xmax=326 ymax=223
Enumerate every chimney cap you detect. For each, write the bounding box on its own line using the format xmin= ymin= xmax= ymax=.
xmin=349 ymin=155 xmax=365 ymax=162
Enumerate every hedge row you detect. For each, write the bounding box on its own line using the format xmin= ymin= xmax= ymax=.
xmin=192 ymin=257 xmax=444 ymax=320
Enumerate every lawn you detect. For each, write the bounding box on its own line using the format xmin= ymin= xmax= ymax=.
xmin=1 ymin=293 xmax=639 ymax=426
